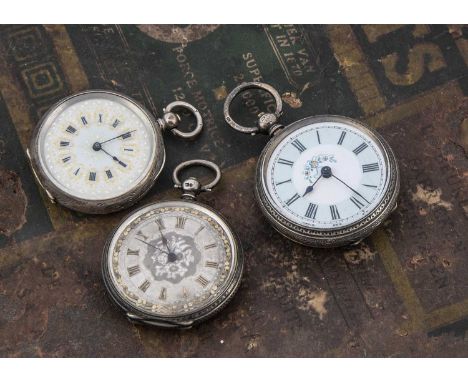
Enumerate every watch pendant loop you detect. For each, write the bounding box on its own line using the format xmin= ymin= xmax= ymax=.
xmin=158 ymin=101 xmax=203 ymax=140
xmin=223 ymin=82 xmax=283 ymax=136
xmin=173 ymin=159 xmax=221 ymax=199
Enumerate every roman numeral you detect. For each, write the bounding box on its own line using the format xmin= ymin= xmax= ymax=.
xmin=194 ymin=226 xmax=205 ymax=236
xmin=291 ymin=139 xmax=306 ymax=153
xmin=353 ymin=142 xmax=368 ymax=155
xmin=205 ymin=261 xmax=219 ymax=268
xmin=363 ymin=184 xmax=377 ymax=188
xmin=66 ymin=125 xmax=76 ymax=134
xmin=286 ymin=193 xmax=300 ymax=206
xmin=89 ymin=172 xmax=96 ymax=181
xmin=124 ymin=148 xmax=133 ymax=151
xmin=112 ymin=119 xmax=120 ymax=128
xmin=182 ymin=287 xmax=188 ymax=298
xmin=127 ymin=249 xmax=140 ymax=256
xmin=305 ymin=203 xmax=318 ymax=219
xmin=136 ymin=230 xmax=148 ymax=240
xmin=74 ymin=168 xmax=80 ymax=176
xmin=81 ymin=116 xmax=88 ymax=125
xmin=350 ymin=196 xmax=365 ymax=209
xmin=276 ymin=179 xmax=291 ymax=186
xmin=156 ymin=218 xmax=165 ymax=229
xmin=176 ymin=216 xmax=186 ymax=229
xmin=159 ymin=287 xmax=167 ymax=300
xmin=362 ymin=163 xmax=379 ymax=172
xmin=99 ymin=114 xmax=103 ymax=123
xmin=316 ymin=130 xmax=321 ymax=144
xmin=127 ymin=265 xmax=140 ymax=277
xmin=62 ymin=156 xmax=71 ymax=163
xmin=337 ymin=131 xmax=346 ymax=145
xmin=196 ymin=275 xmax=209 ymax=288
xmin=204 ymin=243 xmax=217 ymax=250
xmin=106 ymin=169 xmax=113 ymax=179
xmin=139 ymin=280 xmax=151 ymax=293
xmin=121 ymin=132 xmax=132 ymax=139
xmin=278 ymin=158 xmax=294 ymax=166
xmin=60 ymin=141 xmax=70 ymax=147
xmin=330 ymin=205 xmax=340 ymax=220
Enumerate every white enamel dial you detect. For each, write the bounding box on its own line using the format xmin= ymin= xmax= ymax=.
xmin=37 ymin=93 xmax=157 ymax=200
xmin=107 ymin=202 xmax=235 ymax=317
xmin=266 ymin=121 xmax=388 ymax=229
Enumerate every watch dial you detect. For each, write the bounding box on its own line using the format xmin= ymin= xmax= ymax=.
xmin=106 ymin=202 xmax=236 ymax=317
xmin=266 ymin=120 xmax=388 ymax=229
xmin=37 ymin=92 xmax=157 ymax=200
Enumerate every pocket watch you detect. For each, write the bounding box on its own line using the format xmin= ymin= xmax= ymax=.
xmin=102 ymin=160 xmax=244 ymax=328
xmin=27 ymin=90 xmax=203 ymax=214
xmin=224 ymin=82 xmax=400 ymax=248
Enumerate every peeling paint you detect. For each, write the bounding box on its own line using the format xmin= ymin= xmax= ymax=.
xmin=343 ymin=244 xmax=376 ymax=265
xmin=297 ymin=288 xmax=328 ymax=320
xmin=282 ymin=92 xmax=303 ymax=109
xmin=411 ymin=184 xmax=453 ymax=211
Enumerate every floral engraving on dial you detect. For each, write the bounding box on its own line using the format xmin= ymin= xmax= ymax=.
xmin=108 ymin=205 xmax=234 ymax=317
xmin=303 ymin=154 xmax=336 ymax=182
xmin=143 ymin=233 xmax=200 ymax=283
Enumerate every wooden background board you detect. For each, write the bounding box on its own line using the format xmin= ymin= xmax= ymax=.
xmin=0 ymin=24 xmax=467 ymax=357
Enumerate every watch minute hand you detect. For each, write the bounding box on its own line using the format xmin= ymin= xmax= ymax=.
xmin=331 ymin=174 xmax=370 ymax=204
xmin=135 ymin=238 xmax=169 ymax=255
xmin=99 ymin=130 xmax=137 ymax=145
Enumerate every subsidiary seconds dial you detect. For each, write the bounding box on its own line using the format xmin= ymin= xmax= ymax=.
xmin=267 ymin=122 xmax=387 ymax=229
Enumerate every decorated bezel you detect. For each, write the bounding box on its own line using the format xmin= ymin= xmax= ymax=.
xmin=256 ymin=115 xmax=400 ymax=247
xmin=102 ymin=200 xmax=243 ymax=328
xmin=27 ymin=90 xmax=166 ymax=214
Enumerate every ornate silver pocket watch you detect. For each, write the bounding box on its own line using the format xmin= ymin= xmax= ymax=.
xmin=27 ymin=90 xmax=203 ymax=214
xmin=224 ymin=82 xmax=400 ymax=248
xmin=102 ymin=160 xmax=243 ymax=328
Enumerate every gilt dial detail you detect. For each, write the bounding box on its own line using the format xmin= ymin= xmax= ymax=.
xmin=266 ymin=122 xmax=388 ymax=229
xmin=107 ymin=203 xmax=234 ymax=317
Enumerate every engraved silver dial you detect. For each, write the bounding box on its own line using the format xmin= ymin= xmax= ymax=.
xmin=103 ymin=200 xmax=243 ymax=327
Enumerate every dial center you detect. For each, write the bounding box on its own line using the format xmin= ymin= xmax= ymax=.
xmin=167 ymin=252 xmax=178 ymax=262
xmin=321 ymin=165 xmax=332 ymax=178
xmin=92 ymin=141 xmax=102 ymax=151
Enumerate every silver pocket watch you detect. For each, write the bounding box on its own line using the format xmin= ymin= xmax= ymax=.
xmin=224 ymin=82 xmax=400 ymax=248
xmin=102 ymin=160 xmax=244 ymax=328
xmin=27 ymin=90 xmax=203 ymax=214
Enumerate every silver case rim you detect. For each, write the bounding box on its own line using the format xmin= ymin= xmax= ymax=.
xmin=255 ymin=115 xmax=400 ymax=248
xmin=101 ymin=199 xmax=244 ymax=328
xmin=28 ymin=90 xmax=166 ymax=214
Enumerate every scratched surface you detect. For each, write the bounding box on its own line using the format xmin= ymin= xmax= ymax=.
xmin=0 ymin=25 xmax=467 ymax=357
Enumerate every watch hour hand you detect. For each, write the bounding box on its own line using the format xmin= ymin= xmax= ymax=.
xmin=99 ymin=147 xmax=128 ymax=168
xmin=303 ymin=175 xmax=322 ymax=197
xmin=302 ymin=185 xmax=314 ymax=197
